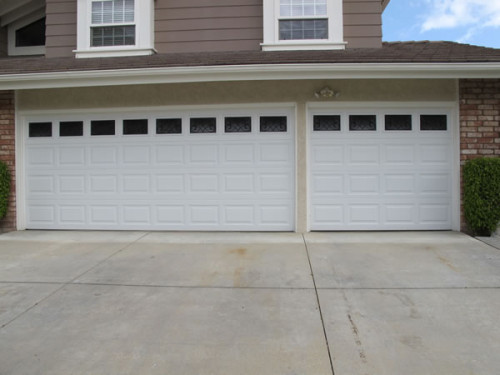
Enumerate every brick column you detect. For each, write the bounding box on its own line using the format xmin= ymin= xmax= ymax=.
xmin=459 ymin=79 xmax=500 ymax=231
xmin=0 ymin=90 xmax=16 ymax=232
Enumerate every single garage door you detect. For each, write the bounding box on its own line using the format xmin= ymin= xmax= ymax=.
xmin=23 ymin=107 xmax=295 ymax=231
xmin=310 ymin=107 xmax=455 ymax=230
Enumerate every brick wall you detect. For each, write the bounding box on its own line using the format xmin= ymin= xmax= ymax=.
xmin=0 ymin=90 xmax=16 ymax=232
xmin=459 ymin=79 xmax=500 ymax=231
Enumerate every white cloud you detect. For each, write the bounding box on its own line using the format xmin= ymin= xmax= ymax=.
xmin=421 ymin=0 xmax=500 ymax=31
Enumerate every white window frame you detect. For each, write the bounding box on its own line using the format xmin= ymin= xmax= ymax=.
xmin=8 ymin=10 xmax=46 ymax=56
xmin=262 ymin=0 xmax=345 ymax=51
xmin=74 ymin=0 xmax=155 ymax=58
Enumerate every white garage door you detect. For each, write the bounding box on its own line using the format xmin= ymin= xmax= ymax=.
xmin=310 ymin=107 xmax=455 ymax=230
xmin=23 ymin=107 xmax=295 ymax=231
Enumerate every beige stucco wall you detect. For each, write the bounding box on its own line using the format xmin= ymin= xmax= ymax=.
xmin=17 ymin=79 xmax=457 ymax=232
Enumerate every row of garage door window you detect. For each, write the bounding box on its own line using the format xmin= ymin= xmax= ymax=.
xmin=28 ymin=114 xmax=448 ymax=138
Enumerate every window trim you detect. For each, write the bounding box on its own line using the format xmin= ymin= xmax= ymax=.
xmin=74 ymin=0 xmax=155 ymax=58
xmin=8 ymin=10 xmax=46 ymax=56
xmin=262 ymin=0 xmax=345 ymax=51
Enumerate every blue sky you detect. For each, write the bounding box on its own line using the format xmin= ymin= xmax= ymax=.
xmin=382 ymin=0 xmax=500 ymax=48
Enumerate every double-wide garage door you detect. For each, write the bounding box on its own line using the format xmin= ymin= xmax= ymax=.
xmin=24 ymin=107 xmax=295 ymax=231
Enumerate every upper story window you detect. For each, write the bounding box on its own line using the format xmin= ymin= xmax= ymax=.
xmin=75 ymin=0 xmax=155 ymax=58
xmin=262 ymin=0 xmax=345 ymax=51
xmin=7 ymin=10 xmax=46 ymax=56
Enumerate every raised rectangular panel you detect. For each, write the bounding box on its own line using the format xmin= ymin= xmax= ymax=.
xmin=90 ymin=175 xmax=117 ymax=193
xmin=190 ymin=145 xmax=218 ymax=163
xmin=59 ymin=147 xmax=85 ymax=166
xmin=123 ymin=146 xmax=150 ymax=164
xmin=385 ymin=174 xmax=414 ymax=194
xmin=313 ymin=205 xmax=343 ymax=223
xmin=156 ymin=175 xmax=184 ymax=192
xmin=59 ymin=176 xmax=85 ymax=193
xmin=28 ymin=176 xmax=54 ymax=193
xmin=90 ymin=206 xmax=118 ymax=224
xmin=349 ymin=175 xmax=379 ymax=194
xmin=28 ymin=206 xmax=54 ymax=223
xmin=385 ymin=145 xmax=415 ymax=164
xmin=190 ymin=175 xmax=218 ymax=192
xmin=349 ymin=145 xmax=379 ymax=164
xmin=224 ymin=206 xmax=254 ymax=224
xmin=123 ymin=206 xmax=151 ymax=223
xmin=313 ymin=175 xmax=343 ymax=194
xmin=260 ymin=174 xmax=290 ymax=193
xmin=59 ymin=206 xmax=85 ymax=223
xmin=260 ymin=144 xmax=289 ymax=162
xmin=420 ymin=174 xmax=450 ymax=194
xmin=261 ymin=206 xmax=290 ymax=224
xmin=420 ymin=204 xmax=450 ymax=223
xmin=27 ymin=148 xmax=54 ymax=166
xmin=156 ymin=145 xmax=184 ymax=164
xmin=421 ymin=144 xmax=450 ymax=164
xmin=190 ymin=206 xmax=219 ymax=224
xmin=225 ymin=144 xmax=254 ymax=163
xmin=90 ymin=147 xmax=117 ymax=165
xmin=123 ymin=175 xmax=150 ymax=193
xmin=225 ymin=174 xmax=254 ymax=192
xmin=385 ymin=205 xmax=415 ymax=224
xmin=349 ymin=205 xmax=379 ymax=224
xmin=312 ymin=145 xmax=343 ymax=164
xmin=157 ymin=206 xmax=184 ymax=224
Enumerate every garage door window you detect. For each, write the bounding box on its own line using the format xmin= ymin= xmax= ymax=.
xmin=349 ymin=115 xmax=376 ymax=131
xmin=123 ymin=119 xmax=148 ymax=135
xmin=156 ymin=118 xmax=182 ymax=134
xmin=60 ymin=121 xmax=84 ymax=137
xmin=190 ymin=118 xmax=216 ymax=133
xmin=29 ymin=122 xmax=52 ymax=137
xmin=91 ymin=120 xmax=115 ymax=136
xmin=385 ymin=115 xmax=412 ymax=131
xmin=421 ymin=115 xmax=447 ymax=131
xmin=313 ymin=115 xmax=340 ymax=131
xmin=225 ymin=117 xmax=252 ymax=133
xmin=260 ymin=116 xmax=287 ymax=132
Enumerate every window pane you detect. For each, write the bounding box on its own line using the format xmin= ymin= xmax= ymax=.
xmin=313 ymin=115 xmax=340 ymax=131
xmin=16 ymin=18 xmax=46 ymax=47
xmin=225 ymin=117 xmax=251 ymax=133
xmin=156 ymin=119 xmax=182 ymax=134
xmin=280 ymin=0 xmax=327 ymax=17
xmin=349 ymin=115 xmax=376 ymax=131
xmin=385 ymin=115 xmax=412 ymax=131
xmin=123 ymin=119 xmax=148 ymax=135
xmin=260 ymin=117 xmax=287 ymax=132
xmin=279 ymin=19 xmax=328 ymax=40
xmin=91 ymin=120 xmax=115 ymax=136
xmin=190 ymin=118 xmax=216 ymax=134
xmin=60 ymin=121 xmax=84 ymax=137
xmin=420 ymin=115 xmax=447 ymax=131
xmin=92 ymin=0 xmax=134 ymax=24
xmin=29 ymin=122 xmax=52 ymax=137
xmin=91 ymin=25 xmax=135 ymax=46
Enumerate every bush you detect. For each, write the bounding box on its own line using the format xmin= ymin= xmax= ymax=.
xmin=0 ymin=161 xmax=10 ymax=220
xmin=463 ymin=157 xmax=500 ymax=236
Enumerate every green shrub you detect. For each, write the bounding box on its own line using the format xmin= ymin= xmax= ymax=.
xmin=463 ymin=157 xmax=500 ymax=236
xmin=0 ymin=161 xmax=10 ymax=220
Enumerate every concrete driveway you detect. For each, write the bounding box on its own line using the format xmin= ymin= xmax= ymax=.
xmin=0 ymin=231 xmax=499 ymax=375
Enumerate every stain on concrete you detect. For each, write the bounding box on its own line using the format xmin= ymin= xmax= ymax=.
xmin=400 ymin=335 xmax=424 ymax=349
xmin=347 ymin=313 xmax=368 ymax=363
xmin=229 ymin=248 xmax=247 ymax=257
xmin=437 ymin=255 xmax=459 ymax=272
xmin=393 ymin=293 xmax=422 ymax=319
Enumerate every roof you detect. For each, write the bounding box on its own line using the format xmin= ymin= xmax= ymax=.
xmin=1 ymin=42 xmax=500 ymax=75
xmin=0 ymin=41 xmax=499 ymax=90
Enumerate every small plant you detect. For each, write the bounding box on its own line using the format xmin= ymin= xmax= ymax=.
xmin=0 ymin=161 xmax=10 ymax=220
xmin=463 ymin=157 xmax=500 ymax=236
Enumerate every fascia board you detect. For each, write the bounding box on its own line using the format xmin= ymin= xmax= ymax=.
xmin=0 ymin=63 xmax=499 ymax=90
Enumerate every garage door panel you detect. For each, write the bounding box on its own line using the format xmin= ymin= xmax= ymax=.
xmin=189 ymin=144 xmax=219 ymax=164
xmin=156 ymin=175 xmax=184 ymax=193
xmin=59 ymin=175 xmax=86 ymax=194
xmin=90 ymin=147 xmax=117 ymax=165
xmin=384 ymin=144 xmax=416 ymax=164
xmin=59 ymin=147 xmax=85 ymax=166
xmin=27 ymin=148 xmax=55 ymax=166
xmin=348 ymin=175 xmax=379 ymax=194
xmin=122 ymin=146 xmax=150 ymax=165
xmin=122 ymin=175 xmax=150 ymax=193
xmin=59 ymin=206 xmax=86 ymax=224
xmin=348 ymin=145 xmax=380 ymax=165
xmin=383 ymin=174 xmax=415 ymax=194
xmin=224 ymin=144 xmax=255 ymax=163
xmin=312 ymin=144 xmax=344 ymax=165
xmin=155 ymin=145 xmax=184 ymax=164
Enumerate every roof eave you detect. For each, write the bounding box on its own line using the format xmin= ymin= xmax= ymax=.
xmin=1 ymin=62 xmax=499 ymax=90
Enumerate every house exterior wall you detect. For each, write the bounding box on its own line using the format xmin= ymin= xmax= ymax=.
xmin=459 ymin=79 xmax=500 ymax=231
xmin=0 ymin=26 xmax=7 ymax=57
xmin=0 ymin=90 xmax=16 ymax=233
xmin=16 ymin=79 xmax=456 ymax=232
xmin=44 ymin=0 xmax=383 ymax=57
